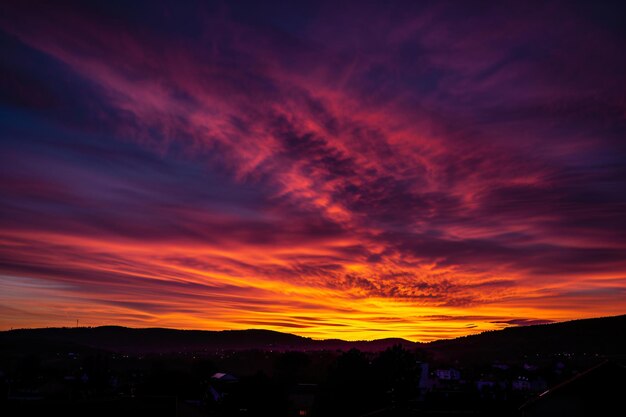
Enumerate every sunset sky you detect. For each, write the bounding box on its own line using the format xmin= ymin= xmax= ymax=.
xmin=1 ymin=0 xmax=625 ymax=341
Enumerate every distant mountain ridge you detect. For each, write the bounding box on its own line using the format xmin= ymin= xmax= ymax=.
xmin=427 ymin=314 xmax=626 ymax=361
xmin=0 ymin=325 xmax=419 ymax=353
xmin=1 ymin=314 xmax=625 ymax=357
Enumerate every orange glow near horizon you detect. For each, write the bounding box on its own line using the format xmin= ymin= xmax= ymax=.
xmin=1 ymin=230 xmax=624 ymax=341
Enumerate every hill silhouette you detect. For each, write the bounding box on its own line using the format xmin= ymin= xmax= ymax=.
xmin=1 ymin=314 xmax=625 ymax=357
xmin=426 ymin=314 xmax=626 ymax=361
xmin=0 ymin=325 xmax=418 ymax=353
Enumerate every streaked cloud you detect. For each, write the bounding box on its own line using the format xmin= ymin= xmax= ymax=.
xmin=1 ymin=0 xmax=625 ymax=341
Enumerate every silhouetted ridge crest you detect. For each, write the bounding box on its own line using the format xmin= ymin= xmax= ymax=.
xmin=2 ymin=314 xmax=624 ymax=357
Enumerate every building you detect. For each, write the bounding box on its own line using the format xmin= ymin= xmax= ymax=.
xmin=435 ymin=368 xmax=461 ymax=381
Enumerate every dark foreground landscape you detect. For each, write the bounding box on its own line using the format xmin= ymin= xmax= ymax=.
xmin=1 ymin=315 xmax=625 ymax=417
